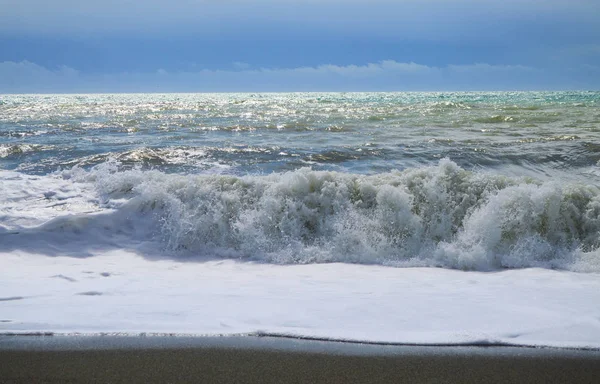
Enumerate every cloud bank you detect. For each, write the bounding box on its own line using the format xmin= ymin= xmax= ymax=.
xmin=2 ymin=60 xmax=597 ymax=93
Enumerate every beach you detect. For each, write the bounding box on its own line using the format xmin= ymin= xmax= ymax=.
xmin=2 ymin=335 xmax=600 ymax=383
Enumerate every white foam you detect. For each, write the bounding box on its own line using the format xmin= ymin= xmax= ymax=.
xmin=51 ymin=160 xmax=600 ymax=271
xmin=2 ymin=159 xmax=599 ymax=271
xmin=1 ymin=251 xmax=600 ymax=349
xmin=0 ymin=170 xmax=101 ymax=231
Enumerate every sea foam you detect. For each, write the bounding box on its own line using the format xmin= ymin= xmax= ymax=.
xmin=27 ymin=159 xmax=594 ymax=272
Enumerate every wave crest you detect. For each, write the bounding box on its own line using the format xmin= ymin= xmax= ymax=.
xmin=63 ymin=159 xmax=600 ymax=271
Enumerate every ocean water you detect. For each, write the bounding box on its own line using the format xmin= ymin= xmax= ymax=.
xmin=1 ymin=91 xmax=600 ymax=272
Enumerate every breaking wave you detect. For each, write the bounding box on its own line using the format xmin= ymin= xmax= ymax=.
xmin=50 ymin=159 xmax=600 ymax=272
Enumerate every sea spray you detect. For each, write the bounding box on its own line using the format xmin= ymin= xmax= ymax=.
xmin=54 ymin=159 xmax=600 ymax=271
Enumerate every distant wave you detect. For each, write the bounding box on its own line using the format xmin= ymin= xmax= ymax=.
xmin=0 ymin=144 xmax=54 ymax=158
xmin=32 ymin=159 xmax=596 ymax=272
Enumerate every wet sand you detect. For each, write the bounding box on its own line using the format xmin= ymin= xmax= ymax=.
xmin=1 ymin=335 xmax=599 ymax=383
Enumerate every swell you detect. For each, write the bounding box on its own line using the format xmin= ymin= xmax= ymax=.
xmin=0 ymin=143 xmax=54 ymax=158
xmin=11 ymin=145 xmax=389 ymax=174
xmin=10 ymin=137 xmax=600 ymax=177
xmin=54 ymin=159 xmax=600 ymax=272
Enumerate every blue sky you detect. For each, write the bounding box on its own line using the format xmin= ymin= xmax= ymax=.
xmin=1 ymin=0 xmax=599 ymax=92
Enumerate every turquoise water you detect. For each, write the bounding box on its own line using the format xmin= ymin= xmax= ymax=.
xmin=1 ymin=91 xmax=599 ymax=181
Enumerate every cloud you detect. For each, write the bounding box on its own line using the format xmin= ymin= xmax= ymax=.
xmin=0 ymin=60 xmax=596 ymax=93
xmin=446 ymin=63 xmax=533 ymax=73
xmin=0 ymin=61 xmax=83 ymax=93
xmin=232 ymin=62 xmax=251 ymax=70
xmin=269 ymin=61 xmax=434 ymax=77
xmin=2 ymin=0 xmax=598 ymax=84
xmin=1 ymin=0 xmax=598 ymax=41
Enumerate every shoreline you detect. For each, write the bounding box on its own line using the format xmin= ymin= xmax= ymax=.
xmin=2 ymin=331 xmax=600 ymax=352
xmin=2 ymin=335 xmax=600 ymax=383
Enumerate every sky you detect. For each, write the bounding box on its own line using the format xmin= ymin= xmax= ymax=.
xmin=1 ymin=0 xmax=599 ymax=93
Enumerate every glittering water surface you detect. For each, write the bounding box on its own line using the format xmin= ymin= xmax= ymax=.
xmin=1 ymin=92 xmax=599 ymax=181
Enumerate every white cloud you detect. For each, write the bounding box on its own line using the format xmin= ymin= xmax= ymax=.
xmin=0 ymin=60 xmax=595 ymax=93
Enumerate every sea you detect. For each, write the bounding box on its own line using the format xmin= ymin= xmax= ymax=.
xmin=1 ymin=91 xmax=599 ymax=272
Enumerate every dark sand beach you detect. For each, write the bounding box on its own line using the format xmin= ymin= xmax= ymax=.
xmin=1 ymin=335 xmax=599 ymax=383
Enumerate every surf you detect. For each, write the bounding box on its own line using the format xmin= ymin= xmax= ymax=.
xmin=4 ymin=159 xmax=598 ymax=272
